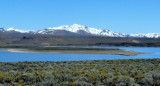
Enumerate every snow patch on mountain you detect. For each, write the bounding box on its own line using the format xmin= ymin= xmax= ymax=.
xmin=131 ymin=33 xmax=160 ymax=38
xmin=0 ymin=28 xmax=5 ymax=32
xmin=7 ymin=27 xmax=31 ymax=33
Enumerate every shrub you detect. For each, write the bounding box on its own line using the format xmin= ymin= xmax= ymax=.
xmin=73 ymin=81 xmax=93 ymax=86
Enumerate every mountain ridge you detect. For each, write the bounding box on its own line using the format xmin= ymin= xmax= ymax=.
xmin=1 ymin=24 xmax=160 ymax=38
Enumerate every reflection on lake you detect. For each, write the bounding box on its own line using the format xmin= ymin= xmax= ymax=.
xmin=0 ymin=47 xmax=160 ymax=62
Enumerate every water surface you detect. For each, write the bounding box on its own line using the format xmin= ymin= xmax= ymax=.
xmin=0 ymin=47 xmax=160 ymax=62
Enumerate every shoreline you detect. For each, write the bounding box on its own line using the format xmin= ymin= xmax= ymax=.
xmin=1 ymin=48 xmax=149 ymax=56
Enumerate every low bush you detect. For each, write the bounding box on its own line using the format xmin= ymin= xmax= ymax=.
xmin=0 ymin=59 xmax=159 ymax=85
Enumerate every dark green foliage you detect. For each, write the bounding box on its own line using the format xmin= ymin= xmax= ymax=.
xmin=0 ymin=59 xmax=160 ymax=85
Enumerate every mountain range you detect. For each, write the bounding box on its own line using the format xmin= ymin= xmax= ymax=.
xmin=1 ymin=24 xmax=160 ymax=38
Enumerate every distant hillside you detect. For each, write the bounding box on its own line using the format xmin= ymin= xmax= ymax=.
xmin=0 ymin=33 xmax=160 ymax=47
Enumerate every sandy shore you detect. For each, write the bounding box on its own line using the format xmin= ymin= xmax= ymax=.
xmin=1 ymin=48 xmax=149 ymax=56
xmin=4 ymin=48 xmax=60 ymax=53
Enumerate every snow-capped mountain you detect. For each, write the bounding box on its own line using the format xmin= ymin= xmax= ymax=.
xmin=6 ymin=27 xmax=34 ymax=33
xmin=36 ymin=24 xmax=129 ymax=37
xmin=1 ymin=24 xmax=160 ymax=38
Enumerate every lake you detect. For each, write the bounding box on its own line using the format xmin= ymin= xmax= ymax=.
xmin=0 ymin=47 xmax=160 ymax=62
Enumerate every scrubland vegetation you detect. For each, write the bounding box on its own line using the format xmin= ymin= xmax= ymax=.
xmin=0 ymin=59 xmax=160 ymax=86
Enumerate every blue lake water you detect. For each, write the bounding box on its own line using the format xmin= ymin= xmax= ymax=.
xmin=0 ymin=47 xmax=160 ymax=62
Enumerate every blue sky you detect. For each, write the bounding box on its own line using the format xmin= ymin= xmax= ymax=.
xmin=0 ymin=0 xmax=160 ymax=34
